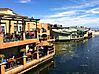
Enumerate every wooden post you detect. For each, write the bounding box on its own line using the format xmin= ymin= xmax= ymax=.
xmin=9 ymin=20 xmax=11 ymax=34
xmin=23 ymin=56 xmax=27 ymax=65
xmin=0 ymin=62 xmax=6 ymax=74
xmin=26 ymin=45 xmax=29 ymax=52
xmin=34 ymin=45 xmax=36 ymax=51
xmin=47 ymin=50 xmax=49 ymax=55
xmin=35 ymin=44 xmax=39 ymax=60
xmin=23 ymin=32 xmax=26 ymax=40
xmin=0 ymin=32 xmax=3 ymax=43
xmin=37 ymin=52 xmax=39 ymax=60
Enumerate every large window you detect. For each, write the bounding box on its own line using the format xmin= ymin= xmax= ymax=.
xmin=14 ymin=22 xmax=22 ymax=32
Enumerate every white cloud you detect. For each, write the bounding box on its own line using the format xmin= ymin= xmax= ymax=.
xmin=41 ymin=16 xmax=99 ymax=27
xmin=51 ymin=0 xmax=99 ymax=11
xmin=19 ymin=0 xmax=31 ymax=3
xmin=86 ymin=7 xmax=99 ymax=14
xmin=40 ymin=0 xmax=99 ymax=27
xmin=41 ymin=7 xmax=99 ymax=27
xmin=48 ymin=11 xmax=76 ymax=18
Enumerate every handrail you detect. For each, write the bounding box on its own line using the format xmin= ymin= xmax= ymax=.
xmin=5 ymin=56 xmax=23 ymax=71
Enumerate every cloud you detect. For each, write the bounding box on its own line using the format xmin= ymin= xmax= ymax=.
xmin=48 ymin=11 xmax=76 ymax=18
xmin=40 ymin=0 xmax=99 ymax=27
xmin=86 ymin=7 xmax=99 ymax=14
xmin=19 ymin=0 xmax=31 ymax=3
xmin=51 ymin=0 xmax=99 ymax=11
xmin=41 ymin=17 xmax=99 ymax=27
xmin=40 ymin=7 xmax=99 ymax=27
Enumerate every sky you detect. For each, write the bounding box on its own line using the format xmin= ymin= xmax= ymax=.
xmin=0 ymin=0 xmax=99 ymax=27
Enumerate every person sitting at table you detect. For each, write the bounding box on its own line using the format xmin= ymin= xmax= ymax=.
xmin=7 ymin=56 xmax=16 ymax=68
xmin=26 ymin=49 xmax=32 ymax=56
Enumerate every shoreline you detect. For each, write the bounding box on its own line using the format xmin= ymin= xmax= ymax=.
xmin=92 ymin=31 xmax=99 ymax=35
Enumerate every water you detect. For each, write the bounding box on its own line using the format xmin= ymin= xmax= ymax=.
xmin=24 ymin=36 xmax=99 ymax=74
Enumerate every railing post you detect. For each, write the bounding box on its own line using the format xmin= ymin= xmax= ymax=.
xmin=36 ymin=46 xmax=40 ymax=60
xmin=0 ymin=62 xmax=6 ymax=74
xmin=37 ymin=52 xmax=39 ymax=60
xmin=23 ymin=32 xmax=26 ymax=40
xmin=47 ymin=50 xmax=49 ymax=55
xmin=0 ymin=32 xmax=3 ymax=43
xmin=23 ymin=55 xmax=27 ymax=65
xmin=26 ymin=45 xmax=29 ymax=52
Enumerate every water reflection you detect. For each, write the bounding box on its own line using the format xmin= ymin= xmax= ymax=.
xmin=53 ymin=36 xmax=99 ymax=74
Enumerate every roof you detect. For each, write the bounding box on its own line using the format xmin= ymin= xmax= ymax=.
xmin=0 ymin=8 xmax=12 ymax=11
xmin=0 ymin=8 xmax=40 ymax=22
xmin=0 ymin=13 xmax=28 ymax=20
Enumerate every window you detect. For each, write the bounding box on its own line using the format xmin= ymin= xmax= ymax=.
xmin=19 ymin=26 xmax=22 ymax=32
xmin=0 ymin=24 xmax=6 ymax=33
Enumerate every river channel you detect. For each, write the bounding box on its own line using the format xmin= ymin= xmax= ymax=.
xmin=24 ymin=35 xmax=99 ymax=74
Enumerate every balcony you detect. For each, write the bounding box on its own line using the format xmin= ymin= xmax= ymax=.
xmin=0 ymin=31 xmax=39 ymax=49
xmin=0 ymin=44 xmax=55 ymax=74
xmin=0 ymin=39 xmax=39 ymax=49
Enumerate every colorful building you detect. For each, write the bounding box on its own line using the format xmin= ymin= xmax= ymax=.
xmin=0 ymin=8 xmax=55 ymax=74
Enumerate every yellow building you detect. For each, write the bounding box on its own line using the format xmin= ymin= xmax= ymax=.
xmin=0 ymin=8 xmax=37 ymax=32
xmin=0 ymin=8 xmax=55 ymax=74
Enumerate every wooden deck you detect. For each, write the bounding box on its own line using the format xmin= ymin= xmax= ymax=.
xmin=0 ymin=39 xmax=39 ymax=49
xmin=5 ymin=52 xmax=55 ymax=74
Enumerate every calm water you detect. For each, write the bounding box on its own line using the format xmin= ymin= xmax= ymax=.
xmin=24 ymin=35 xmax=99 ymax=74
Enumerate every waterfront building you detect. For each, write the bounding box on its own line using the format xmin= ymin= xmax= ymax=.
xmin=50 ymin=25 xmax=92 ymax=41
xmin=0 ymin=8 xmax=55 ymax=74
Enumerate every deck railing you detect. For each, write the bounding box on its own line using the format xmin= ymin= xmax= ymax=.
xmin=5 ymin=57 xmax=23 ymax=72
xmin=3 ymin=31 xmax=36 ymax=43
xmin=0 ymin=46 xmax=55 ymax=74
xmin=26 ymin=51 xmax=37 ymax=62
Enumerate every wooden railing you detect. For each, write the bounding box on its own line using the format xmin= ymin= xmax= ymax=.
xmin=5 ymin=57 xmax=23 ymax=72
xmin=26 ymin=51 xmax=37 ymax=62
xmin=0 ymin=44 xmax=55 ymax=74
